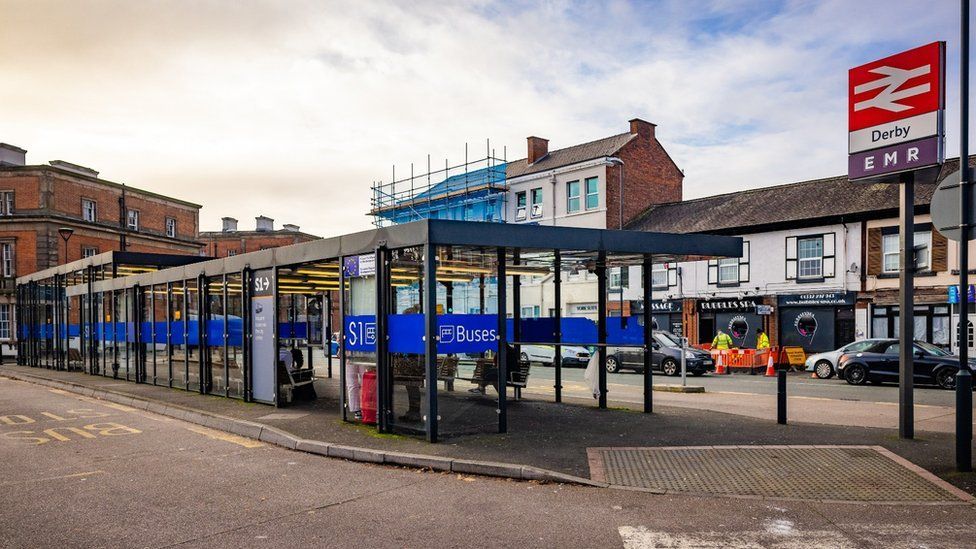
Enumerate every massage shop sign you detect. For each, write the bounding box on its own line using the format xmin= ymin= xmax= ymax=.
xmin=848 ymin=42 xmax=945 ymax=182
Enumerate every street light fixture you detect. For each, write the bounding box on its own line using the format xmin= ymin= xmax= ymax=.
xmin=57 ymin=227 xmax=74 ymax=264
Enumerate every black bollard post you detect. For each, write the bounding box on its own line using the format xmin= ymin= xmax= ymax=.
xmin=957 ymin=368 xmax=972 ymax=472
xmin=777 ymin=370 xmax=787 ymax=425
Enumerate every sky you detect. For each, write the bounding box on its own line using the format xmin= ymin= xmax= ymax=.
xmin=0 ymin=0 xmax=971 ymax=237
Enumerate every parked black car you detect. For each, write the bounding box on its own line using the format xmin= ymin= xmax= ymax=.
xmin=606 ymin=332 xmax=713 ymax=376
xmin=837 ymin=339 xmax=976 ymax=390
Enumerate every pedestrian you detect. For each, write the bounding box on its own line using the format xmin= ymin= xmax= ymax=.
xmin=756 ymin=328 xmax=770 ymax=351
xmin=712 ymin=329 xmax=733 ymax=350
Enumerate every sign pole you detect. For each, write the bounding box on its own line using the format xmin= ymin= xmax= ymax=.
xmin=956 ymin=0 xmax=972 ymax=472
xmin=899 ymin=171 xmax=915 ymax=439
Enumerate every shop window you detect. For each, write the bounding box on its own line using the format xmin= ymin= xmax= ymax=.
xmin=585 ymin=177 xmax=599 ymax=210
xmin=82 ymin=199 xmax=97 ymax=222
xmin=515 ymin=191 xmax=527 ymax=221
xmin=567 ymin=180 xmax=581 ymax=213
xmin=530 ymin=187 xmax=543 ymax=218
xmin=0 ymin=191 xmax=13 ymax=216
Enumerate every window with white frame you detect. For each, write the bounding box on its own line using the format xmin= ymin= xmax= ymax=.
xmin=520 ymin=305 xmax=540 ymax=318
xmin=0 ymin=191 xmax=13 ymax=216
xmin=651 ymin=263 xmax=668 ymax=288
xmin=717 ymin=258 xmax=739 ymax=284
xmin=515 ymin=191 xmax=527 ymax=221
xmin=0 ymin=304 xmax=10 ymax=339
xmin=165 ymin=217 xmax=177 ymax=238
xmin=609 ymin=267 xmax=630 ymax=289
xmin=566 ymin=180 xmax=581 ymax=213
xmin=82 ymin=246 xmax=98 ymax=258
xmin=127 ymin=209 xmax=139 ymax=230
xmin=530 ymin=187 xmax=543 ymax=218
xmin=0 ymin=243 xmax=13 ymax=277
xmin=584 ymin=177 xmax=599 ymax=209
xmin=82 ymin=199 xmax=97 ymax=222
xmin=882 ymin=231 xmax=931 ymax=272
xmin=227 ymin=249 xmax=238 ymax=257
xmin=797 ymin=236 xmax=824 ymax=278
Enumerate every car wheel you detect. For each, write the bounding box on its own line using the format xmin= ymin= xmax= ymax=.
xmin=936 ymin=368 xmax=958 ymax=390
xmin=606 ymin=356 xmax=620 ymax=374
xmin=845 ymin=363 xmax=868 ymax=385
xmin=661 ymin=359 xmax=678 ymax=376
xmin=814 ymin=360 xmax=835 ymax=379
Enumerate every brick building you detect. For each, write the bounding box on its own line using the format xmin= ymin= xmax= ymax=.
xmin=200 ymin=216 xmax=319 ymax=258
xmin=0 ymin=143 xmax=204 ymax=344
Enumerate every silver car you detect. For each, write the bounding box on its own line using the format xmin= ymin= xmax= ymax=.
xmin=805 ymin=339 xmax=887 ymax=379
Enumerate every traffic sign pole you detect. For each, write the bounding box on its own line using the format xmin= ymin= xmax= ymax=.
xmin=899 ymin=171 xmax=915 ymax=440
xmin=956 ymin=0 xmax=972 ymax=473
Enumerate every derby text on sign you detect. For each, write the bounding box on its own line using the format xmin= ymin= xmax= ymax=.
xmin=848 ymin=42 xmax=945 ymax=182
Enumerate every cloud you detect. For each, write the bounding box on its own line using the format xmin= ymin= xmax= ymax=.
xmin=0 ymin=0 xmax=969 ymax=236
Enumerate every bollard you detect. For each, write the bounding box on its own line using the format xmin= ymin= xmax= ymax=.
xmin=777 ymin=370 xmax=787 ymax=425
xmin=957 ymin=368 xmax=972 ymax=472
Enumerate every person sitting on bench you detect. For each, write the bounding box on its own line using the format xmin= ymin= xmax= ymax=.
xmin=469 ymin=344 xmax=519 ymax=395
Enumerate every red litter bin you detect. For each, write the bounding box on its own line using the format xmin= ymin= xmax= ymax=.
xmin=360 ymin=370 xmax=377 ymax=425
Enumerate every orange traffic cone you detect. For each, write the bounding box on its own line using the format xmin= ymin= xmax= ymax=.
xmin=764 ymin=350 xmax=776 ymax=377
xmin=715 ymin=352 xmax=727 ymax=375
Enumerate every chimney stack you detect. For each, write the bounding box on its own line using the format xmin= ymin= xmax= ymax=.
xmin=255 ymin=215 xmax=274 ymax=232
xmin=0 ymin=143 xmax=26 ymax=167
xmin=629 ymin=118 xmax=656 ymax=139
xmin=527 ymin=136 xmax=549 ymax=164
xmin=221 ymin=217 xmax=238 ymax=232
xmin=282 ymin=223 xmax=300 ymax=232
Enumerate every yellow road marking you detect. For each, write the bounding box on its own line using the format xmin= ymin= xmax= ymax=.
xmin=184 ymin=425 xmax=263 ymax=448
xmin=0 ymin=470 xmax=105 ymax=486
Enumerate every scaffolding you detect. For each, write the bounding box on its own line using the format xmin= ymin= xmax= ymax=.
xmin=370 ymin=141 xmax=508 ymax=227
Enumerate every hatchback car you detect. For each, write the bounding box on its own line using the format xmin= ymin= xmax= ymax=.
xmin=838 ymin=339 xmax=975 ymax=390
xmin=518 ymin=344 xmax=591 ymax=367
xmin=606 ymin=332 xmax=713 ymax=376
xmin=804 ymin=339 xmax=888 ymax=379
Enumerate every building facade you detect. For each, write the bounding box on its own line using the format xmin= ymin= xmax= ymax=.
xmin=200 ymin=216 xmax=320 ymax=258
xmin=0 ymin=144 xmax=203 ymax=344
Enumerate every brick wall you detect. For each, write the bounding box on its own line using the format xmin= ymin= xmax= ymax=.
xmin=0 ymin=173 xmax=42 ymax=210
xmin=682 ymin=298 xmax=698 ymax=345
xmin=606 ymin=120 xmax=683 ymax=229
xmin=201 ymin=232 xmax=319 ymax=258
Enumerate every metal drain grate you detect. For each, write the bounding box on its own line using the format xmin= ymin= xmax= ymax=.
xmin=588 ymin=446 xmax=972 ymax=503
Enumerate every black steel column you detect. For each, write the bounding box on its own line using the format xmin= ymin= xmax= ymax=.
xmin=198 ymin=275 xmax=207 ymax=394
xmin=553 ymin=249 xmax=562 ymax=403
xmin=899 ymin=172 xmax=915 ymax=439
xmin=374 ymin=247 xmax=390 ymax=432
xmin=133 ymin=284 xmax=143 ymax=383
xmin=241 ymin=270 xmax=251 ymax=401
xmin=423 ymin=243 xmax=438 ymax=442
xmin=642 ymin=255 xmax=653 ymax=413
xmin=597 ymin=251 xmax=608 ymax=409
xmin=497 ymin=247 xmax=508 ymax=433
xmin=150 ymin=282 xmax=157 ymax=384
xmin=223 ymin=274 xmax=229 ymax=397
xmin=957 ymin=0 xmax=972 ymax=472
xmin=166 ymin=282 xmax=173 ymax=388
xmin=511 ymin=249 xmax=521 ymax=400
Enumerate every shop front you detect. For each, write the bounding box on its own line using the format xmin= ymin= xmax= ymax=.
xmin=870 ymin=289 xmax=950 ymax=350
xmin=632 ymin=299 xmax=683 ymax=338
xmin=696 ymin=298 xmax=761 ymax=348
xmin=778 ymin=291 xmax=856 ymax=353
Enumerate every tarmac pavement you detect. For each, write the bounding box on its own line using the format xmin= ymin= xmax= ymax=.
xmin=4 ymin=375 xmax=976 ymax=548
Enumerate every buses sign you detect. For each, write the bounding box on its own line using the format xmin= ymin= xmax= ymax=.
xmin=848 ymin=42 xmax=945 ymax=182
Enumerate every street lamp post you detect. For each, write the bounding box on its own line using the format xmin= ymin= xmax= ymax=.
xmin=57 ymin=227 xmax=74 ymax=264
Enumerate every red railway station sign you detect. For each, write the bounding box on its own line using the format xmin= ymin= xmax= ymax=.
xmin=848 ymin=41 xmax=945 ymax=182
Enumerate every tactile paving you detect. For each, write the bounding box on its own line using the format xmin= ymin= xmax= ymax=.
xmin=590 ymin=446 xmax=966 ymax=502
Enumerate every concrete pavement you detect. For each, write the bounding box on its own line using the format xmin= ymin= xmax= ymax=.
xmin=4 ymin=376 xmax=976 ymax=548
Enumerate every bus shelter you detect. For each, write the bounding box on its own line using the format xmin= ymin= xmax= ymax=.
xmin=17 ymin=220 xmax=741 ymax=442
